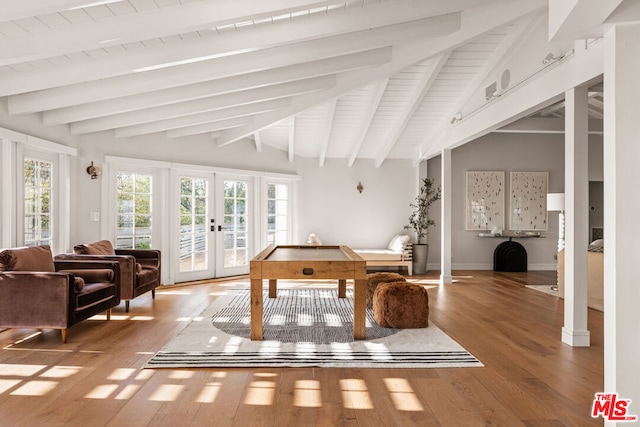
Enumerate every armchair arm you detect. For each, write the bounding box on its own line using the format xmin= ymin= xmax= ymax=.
xmin=115 ymin=249 xmax=161 ymax=269
xmin=0 ymin=272 xmax=72 ymax=328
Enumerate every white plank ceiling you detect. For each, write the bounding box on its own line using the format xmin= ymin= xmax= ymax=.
xmin=0 ymin=0 xmax=550 ymax=165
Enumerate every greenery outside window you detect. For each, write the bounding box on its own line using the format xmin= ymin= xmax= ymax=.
xmin=24 ymin=159 xmax=53 ymax=247
xmin=116 ymin=172 xmax=152 ymax=249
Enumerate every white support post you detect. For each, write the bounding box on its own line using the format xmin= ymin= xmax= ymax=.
xmin=440 ymin=149 xmax=452 ymax=285
xmin=562 ymin=86 xmax=590 ymax=347
xmin=603 ymin=22 xmax=640 ymax=411
xmin=1 ymin=138 xmax=15 ymax=248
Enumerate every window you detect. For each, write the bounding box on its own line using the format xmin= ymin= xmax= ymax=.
xmin=23 ymin=159 xmax=53 ymax=247
xmin=116 ymin=172 xmax=153 ymax=249
xmin=266 ymin=182 xmax=289 ymax=245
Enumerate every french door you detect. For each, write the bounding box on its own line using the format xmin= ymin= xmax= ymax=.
xmin=215 ymin=175 xmax=252 ymax=277
xmin=174 ymin=173 xmax=251 ymax=282
xmin=175 ymin=173 xmax=215 ymax=283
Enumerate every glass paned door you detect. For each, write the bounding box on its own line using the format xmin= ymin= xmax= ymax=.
xmin=176 ymin=175 xmax=215 ymax=282
xmin=216 ymin=176 xmax=251 ymax=277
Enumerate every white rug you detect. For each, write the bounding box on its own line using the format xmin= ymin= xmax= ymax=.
xmin=145 ymin=288 xmax=483 ymax=369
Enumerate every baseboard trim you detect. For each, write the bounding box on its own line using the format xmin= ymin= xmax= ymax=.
xmin=426 ymin=263 xmax=557 ymax=271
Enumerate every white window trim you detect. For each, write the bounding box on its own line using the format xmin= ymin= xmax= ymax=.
xmin=0 ymin=127 xmax=75 ymax=252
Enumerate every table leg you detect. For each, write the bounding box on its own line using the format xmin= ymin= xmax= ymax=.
xmin=268 ymin=279 xmax=277 ymax=298
xmin=353 ymin=278 xmax=366 ymax=339
xmin=338 ymin=279 xmax=346 ymax=298
xmin=250 ymin=278 xmax=263 ymax=340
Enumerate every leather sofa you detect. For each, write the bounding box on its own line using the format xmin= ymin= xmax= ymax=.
xmin=0 ymin=245 xmax=120 ymax=343
xmin=56 ymin=240 xmax=161 ymax=312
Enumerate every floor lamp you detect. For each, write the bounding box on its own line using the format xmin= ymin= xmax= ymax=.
xmin=547 ymin=193 xmax=565 ymax=252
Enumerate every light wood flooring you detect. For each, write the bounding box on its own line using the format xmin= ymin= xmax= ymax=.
xmin=0 ymin=270 xmax=603 ymax=426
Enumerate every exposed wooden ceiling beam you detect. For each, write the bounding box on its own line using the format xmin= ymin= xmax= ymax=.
xmin=348 ymin=79 xmax=389 ymax=167
xmin=318 ymin=99 xmax=337 ymax=167
xmin=167 ymin=117 xmax=254 ymax=139
xmin=0 ymin=0 xmax=351 ymax=66
xmin=0 ymin=0 xmax=124 ymax=22
xmin=70 ymin=76 xmax=334 ymax=134
xmin=374 ymin=53 xmax=450 ymax=167
xmin=492 ymin=117 xmax=603 ymax=134
xmin=5 ymin=18 xmax=434 ymax=108
xmin=115 ymin=98 xmax=291 ymax=138
xmin=0 ymin=6 xmax=459 ymax=96
xmin=42 ymin=47 xmax=391 ymax=123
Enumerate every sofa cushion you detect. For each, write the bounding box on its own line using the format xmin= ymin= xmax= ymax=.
xmin=0 ymin=245 xmax=56 ymax=272
xmin=74 ymin=240 xmax=116 ymax=256
xmin=387 ymin=234 xmax=410 ymax=252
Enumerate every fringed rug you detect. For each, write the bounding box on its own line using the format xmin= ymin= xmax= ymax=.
xmin=145 ymin=288 xmax=483 ymax=369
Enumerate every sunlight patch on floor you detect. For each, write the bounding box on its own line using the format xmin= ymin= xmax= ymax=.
xmin=340 ymin=378 xmax=374 ymax=409
xmin=11 ymin=380 xmax=58 ymax=396
xmin=384 ymin=378 xmax=424 ymax=411
xmin=294 ymin=380 xmax=322 ymax=407
xmin=244 ymin=380 xmax=276 ymax=406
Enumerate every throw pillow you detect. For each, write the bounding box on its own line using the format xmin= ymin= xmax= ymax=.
xmin=74 ymin=240 xmax=115 ymax=256
xmin=387 ymin=234 xmax=410 ymax=252
xmin=0 ymin=245 xmax=56 ymax=272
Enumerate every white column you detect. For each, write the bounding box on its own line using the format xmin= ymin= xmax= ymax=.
xmin=562 ymin=86 xmax=590 ymax=347
xmin=603 ymin=22 xmax=640 ymax=412
xmin=440 ymin=149 xmax=452 ymax=285
xmin=1 ymin=138 xmax=14 ymax=248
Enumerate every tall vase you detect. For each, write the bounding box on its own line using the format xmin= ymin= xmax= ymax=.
xmin=412 ymin=243 xmax=429 ymax=275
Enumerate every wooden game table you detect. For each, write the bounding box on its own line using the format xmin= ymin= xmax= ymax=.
xmin=249 ymin=245 xmax=367 ymax=340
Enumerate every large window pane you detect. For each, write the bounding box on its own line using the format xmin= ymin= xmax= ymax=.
xmin=116 ymin=172 xmax=153 ymax=249
xmin=266 ymin=183 xmax=289 ymax=245
xmin=23 ymin=158 xmax=53 ymax=247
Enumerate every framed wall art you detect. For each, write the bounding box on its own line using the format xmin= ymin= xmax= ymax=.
xmin=465 ymin=171 xmax=505 ymax=231
xmin=509 ymin=171 xmax=548 ymax=231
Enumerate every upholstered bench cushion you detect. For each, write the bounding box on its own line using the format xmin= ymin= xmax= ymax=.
xmin=366 ymin=272 xmax=407 ymax=309
xmin=373 ymin=282 xmax=429 ymax=328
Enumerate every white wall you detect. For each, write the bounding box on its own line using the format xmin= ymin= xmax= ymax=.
xmin=426 ymin=131 xmax=603 ymax=270
xmin=297 ymin=157 xmax=417 ymax=248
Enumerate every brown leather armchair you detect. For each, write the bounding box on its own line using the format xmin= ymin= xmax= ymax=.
xmin=56 ymin=240 xmax=161 ymax=312
xmin=0 ymin=245 xmax=120 ymax=343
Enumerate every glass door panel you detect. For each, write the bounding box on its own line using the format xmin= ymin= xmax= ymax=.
xmin=216 ymin=176 xmax=251 ymax=277
xmin=175 ymin=175 xmax=215 ymax=282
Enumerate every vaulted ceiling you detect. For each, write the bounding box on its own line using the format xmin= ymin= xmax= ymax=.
xmin=0 ymin=0 xmax=552 ymax=166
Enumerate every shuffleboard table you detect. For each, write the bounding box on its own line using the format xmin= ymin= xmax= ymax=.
xmin=249 ymin=245 xmax=367 ymax=340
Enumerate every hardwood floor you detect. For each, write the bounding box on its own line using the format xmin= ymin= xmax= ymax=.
xmin=0 ymin=270 xmax=603 ymax=426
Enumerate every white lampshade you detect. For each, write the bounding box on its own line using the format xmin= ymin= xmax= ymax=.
xmin=547 ymin=193 xmax=565 ymax=212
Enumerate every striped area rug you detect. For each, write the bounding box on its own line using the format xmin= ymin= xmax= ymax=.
xmin=145 ymin=288 xmax=483 ymax=369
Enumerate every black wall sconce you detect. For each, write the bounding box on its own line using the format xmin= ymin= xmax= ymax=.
xmin=86 ymin=161 xmax=101 ymax=179
xmin=357 ymin=182 xmax=363 ymax=193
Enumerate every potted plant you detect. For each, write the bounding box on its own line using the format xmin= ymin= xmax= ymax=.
xmin=404 ymin=177 xmax=441 ymax=274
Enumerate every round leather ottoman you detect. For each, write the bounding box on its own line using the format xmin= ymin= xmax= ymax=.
xmin=373 ymin=281 xmax=429 ymax=328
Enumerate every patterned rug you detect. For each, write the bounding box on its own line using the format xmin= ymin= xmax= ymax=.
xmin=145 ymin=288 xmax=483 ymax=369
